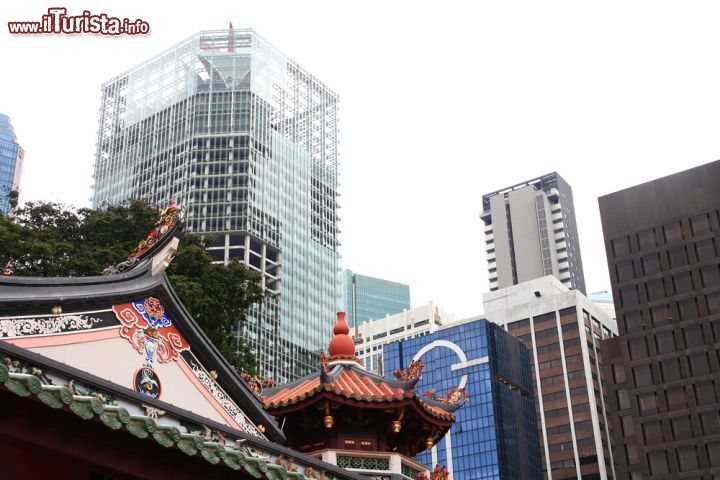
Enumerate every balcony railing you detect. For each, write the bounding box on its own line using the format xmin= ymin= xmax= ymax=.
xmin=312 ymin=449 xmax=428 ymax=480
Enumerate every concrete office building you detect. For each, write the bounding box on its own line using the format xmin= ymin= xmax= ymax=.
xmin=0 ymin=114 xmax=24 ymax=216
xmin=352 ymin=302 xmax=456 ymax=373
xmin=484 ymin=276 xmax=617 ymax=479
xmin=384 ymin=319 xmax=542 ymax=480
xmin=480 ymin=172 xmax=586 ymax=294
xmin=91 ymin=27 xmax=339 ymax=381
xmin=341 ymin=269 xmax=411 ymax=327
xmin=599 ymin=160 xmax=720 ymax=479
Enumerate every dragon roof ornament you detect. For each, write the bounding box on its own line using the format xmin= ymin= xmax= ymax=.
xmin=103 ymin=200 xmax=182 ymax=276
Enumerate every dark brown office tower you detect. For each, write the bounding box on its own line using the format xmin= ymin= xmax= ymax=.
xmin=599 ymin=160 xmax=720 ymax=479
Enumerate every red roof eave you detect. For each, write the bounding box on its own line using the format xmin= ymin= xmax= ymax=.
xmin=264 ymin=390 xmax=454 ymax=425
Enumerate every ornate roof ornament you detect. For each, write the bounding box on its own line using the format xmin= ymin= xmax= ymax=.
xmin=392 ymin=359 xmax=424 ymax=382
xmin=103 ymin=200 xmax=182 ymax=276
xmin=240 ymin=372 xmax=275 ymax=395
xmin=416 ymin=465 xmax=449 ymax=480
xmin=129 ymin=200 xmax=180 ymax=260
xmin=423 ymin=387 xmax=470 ymax=407
xmin=327 ymin=311 xmax=359 ymax=364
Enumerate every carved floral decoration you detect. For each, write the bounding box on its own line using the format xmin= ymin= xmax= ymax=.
xmin=392 ymin=359 xmax=424 ymax=382
xmin=0 ymin=315 xmax=102 ymax=338
xmin=113 ymin=298 xmax=190 ymax=364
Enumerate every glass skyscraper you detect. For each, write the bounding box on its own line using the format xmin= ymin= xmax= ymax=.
xmin=91 ymin=28 xmax=339 ymax=381
xmin=341 ymin=269 xmax=411 ymax=326
xmin=384 ymin=319 xmax=542 ymax=480
xmin=0 ymin=114 xmax=24 ymax=216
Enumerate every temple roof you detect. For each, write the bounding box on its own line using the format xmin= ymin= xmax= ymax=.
xmin=0 ymin=202 xmax=283 ymax=442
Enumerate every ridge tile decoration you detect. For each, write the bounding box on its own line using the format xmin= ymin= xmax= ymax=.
xmin=415 ymin=465 xmax=449 ymax=480
xmin=128 ymin=200 xmax=179 ymax=261
xmin=392 ymin=359 xmax=424 ymax=382
xmin=102 ymin=200 xmax=180 ymax=275
xmin=240 ymin=372 xmax=276 ymax=395
xmin=113 ymin=297 xmax=190 ymax=399
xmin=422 ymin=387 xmax=470 ymax=407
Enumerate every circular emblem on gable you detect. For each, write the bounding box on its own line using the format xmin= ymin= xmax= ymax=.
xmin=134 ymin=367 xmax=162 ymax=399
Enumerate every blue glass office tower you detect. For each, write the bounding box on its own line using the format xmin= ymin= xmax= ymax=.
xmin=341 ymin=269 xmax=411 ymax=326
xmin=384 ymin=319 xmax=541 ymax=480
xmin=0 ymin=114 xmax=24 ymax=216
xmin=91 ymin=28 xmax=339 ymax=382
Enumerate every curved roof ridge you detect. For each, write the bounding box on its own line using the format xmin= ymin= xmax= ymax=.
xmin=339 ymin=362 xmax=419 ymax=390
xmin=0 ymin=258 xmax=154 ymax=287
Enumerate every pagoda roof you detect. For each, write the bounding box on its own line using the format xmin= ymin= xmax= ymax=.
xmin=262 ymin=362 xmax=456 ymax=423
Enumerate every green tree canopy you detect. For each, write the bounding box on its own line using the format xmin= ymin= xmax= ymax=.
xmin=0 ymin=199 xmax=263 ymax=373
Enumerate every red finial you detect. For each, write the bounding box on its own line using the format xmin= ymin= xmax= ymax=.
xmin=328 ymin=311 xmax=355 ymax=358
xmin=333 ymin=311 xmax=349 ymax=335
xmin=228 ymin=22 xmax=235 ymax=53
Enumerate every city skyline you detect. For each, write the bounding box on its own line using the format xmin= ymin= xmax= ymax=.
xmin=4 ymin=2 xmax=720 ymax=318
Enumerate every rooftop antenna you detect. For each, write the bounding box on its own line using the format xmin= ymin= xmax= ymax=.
xmin=228 ymin=22 xmax=235 ymax=53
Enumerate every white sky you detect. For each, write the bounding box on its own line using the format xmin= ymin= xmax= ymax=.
xmin=2 ymin=1 xmax=720 ymax=319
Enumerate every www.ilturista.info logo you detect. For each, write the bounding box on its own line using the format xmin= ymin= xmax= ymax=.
xmin=8 ymin=8 xmax=150 ymax=35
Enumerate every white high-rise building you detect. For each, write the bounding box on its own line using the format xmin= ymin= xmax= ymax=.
xmin=480 ymin=172 xmax=586 ymax=294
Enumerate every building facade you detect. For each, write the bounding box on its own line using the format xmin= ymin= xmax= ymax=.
xmin=0 ymin=114 xmax=24 ymax=216
xmin=341 ymin=269 xmax=411 ymax=327
xmin=483 ymin=276 xmax=617 ymax=479
xmin=352 ymin=302 xmax=456 ymax=373
xmin=91 ymin=28 xmax=340 ymax=381
xmin=384 ymin=319 xmax=542 ymax=480
xmin=480 ymin=172 xmax=586 ymax=294
xmin=599 ymin=160 xmax=720 ymax=479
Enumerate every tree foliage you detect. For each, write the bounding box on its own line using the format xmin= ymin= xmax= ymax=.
xmin=0 ymin=199 xmax=263 ymax=373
